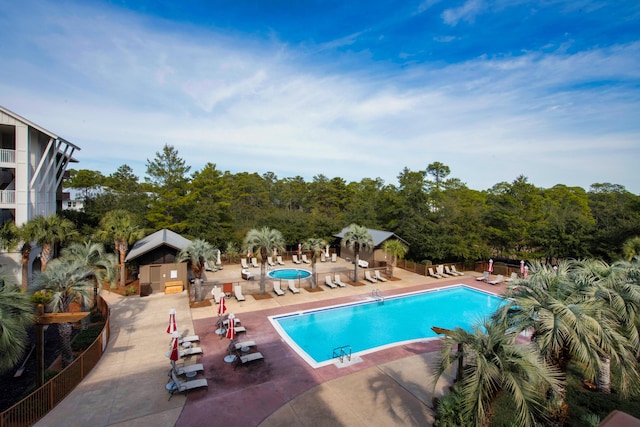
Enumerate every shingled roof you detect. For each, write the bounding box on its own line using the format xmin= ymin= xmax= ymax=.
xmin=125 ymin=229 xmax=192 ymax=262
xmin=333 ymin=227 xmax=408 ymax=247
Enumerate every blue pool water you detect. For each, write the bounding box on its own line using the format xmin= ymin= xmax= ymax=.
xmin=268 ymin=268 xmax=311 ymax=280
xmin=270 ymin=285 xmax=505 ymax=367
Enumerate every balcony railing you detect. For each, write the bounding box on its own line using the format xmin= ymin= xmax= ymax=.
xmin=0 ymin=190 xmax=15 ymax=204
xmin=0 ymin=149 xmax=15 ymax=163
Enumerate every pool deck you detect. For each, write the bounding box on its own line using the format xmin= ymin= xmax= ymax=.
xmin=36 ymin=259 xmax=507 ymax=427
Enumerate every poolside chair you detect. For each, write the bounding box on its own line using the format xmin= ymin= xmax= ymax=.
xmin=234 ymin=285 xmax=246 ymax=301
xmin=301 ymin=254 xmax=310 ymax=264
xmin=276 ymin=256 xmax=285 ymax=265
xmin=325 ymin=275 xmax=337 ymax=289
xmin=228 ymin=339 xmax=257 ymax=353
xmin=241 ymin=269 xmax=254 ymax=280
xmin=488 ymin=274 xmax=504 ymax=285
xmin=273 ymin=281 xmax=285 ymax=296
xmin=437 ymin=265 xmax=453 ymax=277
xmin=449 ymin=265 xmax=464 ymax=276
xmin=287 ymin=280 xmax=300 ymax=294
xmin=358 ymin=259 xmax=369 ymax=268
xmin=334 ymin=274 xmax=347 ymax=287
xmin=179 ymin=334 xmax=200 ymax=344
xmin=233 ymin=350 xmax=265 ymax=370
xmin=179 ymin=346 xmax=203 ymax=358
xmin=241 ymin=258 xmax=249 ymax=269
xmin=444 ymin=266 xmax=458 ymax=277
xmin=169 ymin=371 xmax=208 ymax=399
xmin=267 ymin=256 xmax=276 ymax=267
xmin=364 ymin=270 xmax=377 ymax=283
xmin=211 ymin=286 xmax=222 ymax=304
xmin=292 ymin=254 xmax=302 ymax=264
xmin=221 ymin=317 xmax=241 ymax=327
xmin=505 ymin=272 xmax=518 ymax=282
xmin=331 ymin=253 xmax=337 ymax=262
xmin=320 ymin=253 xmax=327 ymax=262
xmin=374 ymin=270 xmax=387 ymax=282
xmin=251 ymin=258 xmax=259 ymax=268
xmin=476 ymin=271 xmax=489 ymax=281
xmin=170 ymin=360 xmax=204 ymax=377
xmin=428 ymin=267 xmax=442 ymax=279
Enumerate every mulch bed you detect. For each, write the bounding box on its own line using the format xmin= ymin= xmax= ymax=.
xmin=252 ymin=293 xmax=273 ymax=300
xmin=349 ymin=281 xmax=366 ymax=286
xmin=304 ymin=286 xmax=325 ymax=293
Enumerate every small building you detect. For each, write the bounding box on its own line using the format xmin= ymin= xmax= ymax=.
xmin=334 ymin=227 xmax=408 ymax=268
xmin=125 ymin=229 xmax=191 ymax=294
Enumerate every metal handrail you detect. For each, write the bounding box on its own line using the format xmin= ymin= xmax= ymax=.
xmin=332 ymin=345 xmax=352 ymax=363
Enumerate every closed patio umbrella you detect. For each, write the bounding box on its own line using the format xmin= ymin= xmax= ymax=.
xmin=524 ymin=266 xmax=529 ymax=279
xmin=166 ymin=308 xmax=177 ymax=334
xmin=488 ymin=259 xmax=494 ymax=273
xmin=520 ymin=260 xmax=524 ymax=276
xmin=224 ymin=313 xmax=237 ymax=362
xmin=215 ymin=297 xmax=227 ymax=335
xmin=169 ymin=332 xmax=180 ymax=361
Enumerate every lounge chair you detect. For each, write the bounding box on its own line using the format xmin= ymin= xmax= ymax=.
xmin=449 ymin=265 xmax=464 ymax=276
xmin=276 ymin=256 xmax=285 ymax=265
xmin=358 ymin=259 xmax=369 ymax=268
xmin=267 ymin=256 xmax=276 ymax=267
xmin=170 ymin=360 xmax=204 ymax=377
xmin=205 ymin=261 xmax=216 ymax=271
xmin=437 ymin=265 xmax=453 ymax=277
xmin=287 ymin=280 xmax=300 ymax=294
xmin=179 ymin=334 xmax=200 ymax=344
xmin=228 ymin=339 xmax=257 ymax=353
xmin=476 ymin=271 xmax=489 ymax=281
xmin=241 ymin=269 xmax=254 ymax=280
xmin=211 ymin=286 xmax=222 ymax=303
xmin=169 ymin=371 xmax=208 ymax=399
xmin=241 ymin=258 xmax=249 ymax=269
xmin=444 ymin=266 xmax=458 ymax=277
xmin=234 ymin=285 xmax=246 ymax=301
xmin=320 ymin=253 xmax=327 ymax=262
xmin=488 ymin=274 xmax=504 ymax=285
xmin=334 ymin=274 xmax=346 ymax=287
xmin=251 ymin=258 xmax=259 ymax=268
xmin=292 ymin=254 xmax=302 ymax=264
xmin=331 ymin=253 xmax=337 ymax=262
xmin=325 ymin=275 xmax=337 ymax=289
xmin=374 ymin=270 xmax=388 ymax=282
xmin=234 ymin=350 xmax=265 ymax=370
xmin=179 ymin=346 xmax=203 ymax=358
xmin=364 ymin=270 xmax=377 ymax=283
xmin=221 ymin=317 xmax=241 ymax=327
xmin=301 ymin=254 xmax=310 ymax=264
xmin=428 ymin=267 xmax=442 ymax=279
xmin=273 ymin=281 xmax=285 ymax=296
xmin=505 ymin=272 xmax=518 ymax=282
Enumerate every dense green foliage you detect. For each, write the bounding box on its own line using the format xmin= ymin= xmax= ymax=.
xmin=65 ymin=144 xmax=640 ymax=263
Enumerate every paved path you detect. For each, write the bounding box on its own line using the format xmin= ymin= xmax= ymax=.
xmin=36 ymin=262 xmax=500 ymax=427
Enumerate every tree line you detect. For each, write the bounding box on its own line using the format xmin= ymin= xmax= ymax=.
xmin=65 ymin=144 xmax=640 ymax=264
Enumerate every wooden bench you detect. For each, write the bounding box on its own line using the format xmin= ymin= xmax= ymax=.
xmin=164 ymin=280 xmax=184 ymax=294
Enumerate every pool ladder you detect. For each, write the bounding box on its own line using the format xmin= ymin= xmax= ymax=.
xmin=371 ymin=288 xmax=384 ymax=304
xmin=332 ymin=345 xmax=352 ymax=363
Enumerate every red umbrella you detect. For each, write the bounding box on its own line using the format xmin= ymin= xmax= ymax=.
xmin=166 ymin=308 xmax=177 ymax=334
xmin=218 ymin=296 xmax=227 ymax=316
xmin=225 ymin=313 xmax=236 ymax=340
xmin=297 ymin=243 xmax=301 ymax=255
xmin=169 ymin=332 xmax=180 ymax=361
xmin=488 ymin=259 xmax=494 ymax=273
xmin=524 ymin=266 xmax=529 ymax=279
xmin=520 ymin=260 xmax=525 ymax=275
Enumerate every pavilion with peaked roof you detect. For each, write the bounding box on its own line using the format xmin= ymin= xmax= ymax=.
xmin=334 ymin=227 xmax=409 ymax=268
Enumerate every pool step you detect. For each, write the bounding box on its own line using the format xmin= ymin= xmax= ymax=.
xmin=332 ymin=345 xmax=352 ymax=364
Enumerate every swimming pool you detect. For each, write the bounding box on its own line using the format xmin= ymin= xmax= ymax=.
xmin=268 ymin=268 xmax=311 ymax=280
xmin=269 ymin=285 xmax=505 ymax=367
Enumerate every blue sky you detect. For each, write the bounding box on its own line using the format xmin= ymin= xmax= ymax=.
xmin=2 ymin=0 xmax=639 ymax=192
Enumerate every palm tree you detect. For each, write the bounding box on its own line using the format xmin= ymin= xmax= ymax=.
xmin=303 ymin=237 xmax=327 ymax=289
xmin=382 ymin=239 xmax=408 ymax=278
xmin=32 ymin=258 xmax=93 ymax=367
xmin=95 ymin=210 xmax=144 ymax=288
xmin=23 ymin=214 xmax=78 ymax=271
xmin=0 ymin=271 xmax=35 ymax=373
xmin=341 ymin=224 xmax=374 ymax=282
xmin=622 ymin=236 xmax=640 ymax=261
xmin=433 ymin=319 xmax=561 ymax=427
xmin=244 ymin=227 xmax=285 ymax=295
xmin=61 ymin=241 xmax=116 ymax=310
xmin=176 ymin=239 xmax=218 ymax=302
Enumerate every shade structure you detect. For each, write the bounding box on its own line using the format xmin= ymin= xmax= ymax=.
xmin=218 ymin=296 xmax=226 ymax=316
xmin=520 ymin=260 xmax=525 ymax=275
xmin=524 ymin=266 xmax=529 ymax=279
xmin=167 ymin=308 xmax=177 ymax=334
xmin=488 ymin=259 xmax=494 ymax=273
xmin=225 ymin=313 xmax=236 ymax=340
xmin=169 ymin=332 xmax=180 ymax=361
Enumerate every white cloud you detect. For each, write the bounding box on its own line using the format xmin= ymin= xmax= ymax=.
xmin=442 ymin=0 xmax=485 ymax=26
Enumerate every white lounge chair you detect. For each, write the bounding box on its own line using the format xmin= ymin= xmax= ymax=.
xmin=267 ymin=256 xmax=276 ymax=267
xmin=273 ymin=281 xmax=285 ymax=296
xmin=169 ymin=371 xmax=208 ymax=399
xmin=179 ymin=346 xmax=203 ymax=358
xmin=444 ymin=266 xmax=457 ymax=277
xmin=276 ymin=256 xmax=285 ymax=265
xmin=428 ymin=267 xmax=442 ymax=279
xmin=241 ymin=269 xmax=254 ymax=280
xmin=320 ymin=253 xmax=327 ymax=262
xmin=292 ymin=255 xmax=302 ymax=264
xmin=287 ymin=280 xmax=300 ymax=294
xmin=488 ymin=274 xmax=504 ymax=285
xmin=374 ymin=270 xmax=387 ymax=282
xmin=364 ymin=270 xmax=377 ymax=283
xmin=476 ymin=271 xmax=489 ymax=281
xmin=234 ymin=285 xmax=246 ymax=301
xmin=170 ymin=360 xmax=204 ymax=377
xmin=331 ymin=253 xmax=337 ymax=262
xmin=228 ymin=339 xmax=257 ymax=353
xmin=325 ymin=276 xmax=337 ymax=289
xmin=334 ymin=274 xmax=346 ymax=287
xmin=449 ymin=265 xmax=464 ymax=276
xmin=358 ymin=259 xmax=369 ymax=268
xmin=241 ymin=258 xmax=249 ymax=269
xmin=179 ymin=334 xmax=200 ymax=344
xmin=211 ymin=286 xmax=222 ymax=303
xmin=301 ymin=254 xmax=310 ymax=264
xmin=505 ymin=272 xmax=518 ymax=282
xmin=251 ymin=258 xmax=259 ymax=268
xmin=234 ymin=351 xmax=265 ymax=370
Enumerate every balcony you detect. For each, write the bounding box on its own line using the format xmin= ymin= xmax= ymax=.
xmin=0 ymin=148 xmax=16 ymax=163
xmin=0 ymin=190 xmax=15 ymax=204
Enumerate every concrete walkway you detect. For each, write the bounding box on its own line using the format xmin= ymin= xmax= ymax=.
xmin=35 ymin=262 xmax=499 ymax=427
